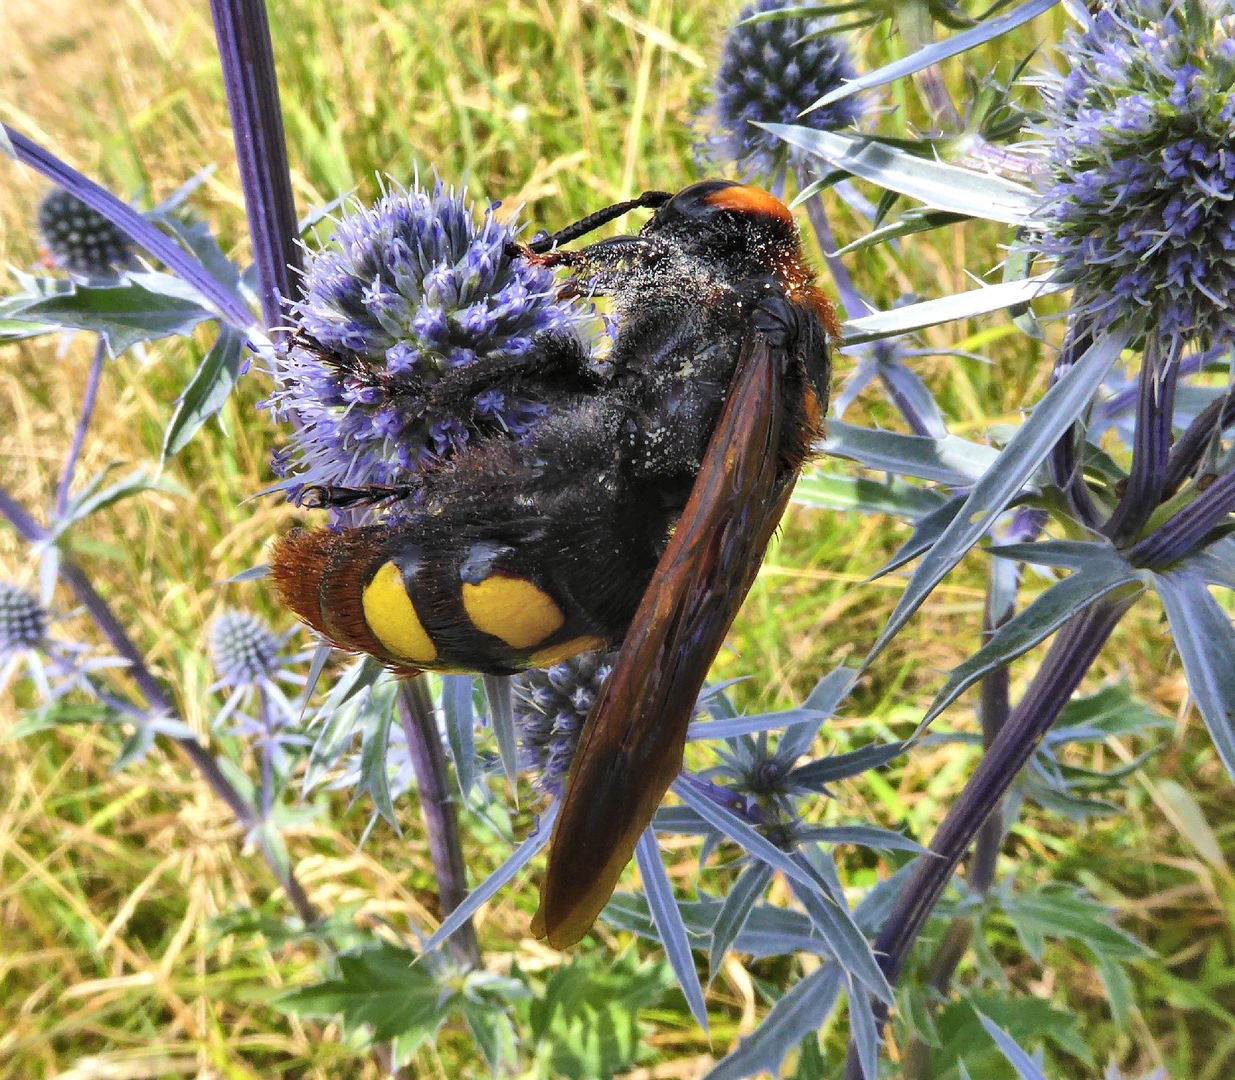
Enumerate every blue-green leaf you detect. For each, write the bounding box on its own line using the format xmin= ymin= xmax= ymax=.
xmin=987 ymin=539 xmax=1121 ymax=571
xmin=162 ymin=327 xmax=247 ymax=462
xmin=441 ymin=675 xmax=476 ymax=797
xmin=788 ymin=741 xmax=909 ymax=791
xmin=864 ymin=325 xmax=1132 ymax=670
xmin=842 ymin=277 xmax=1069 ymax=344
xmin=670 ymin=778 xmax=824 ymax=898
xmin=923 ymin=558 xmax=1144 ymax=727
xmin=53 ymin=467 xmax=185 ymax=538
xmin=832 ymin=210 xmax=967 ymax=256
xmin=708 ymin=862 xmax=773 ymax=985
xmin=824 ymin=421 xmax=998 ymax=487
xmin=1153 ymin=570 xmax=1235 ymax=782
xmin=760 ymin=126 xmax=1038 ymax=225
xmin=792 ymin=471 xmax=947 ymax=520
xmin=870 ymin=495 xmax=966 ymax=581
xmin=423 ymin=803 xmax=557 ymax=954
xmin=483 ymin=674 xmax=519 ymax=790
xmin=786 ymin=862 xmax=892 ymax=1004
xmin=807 ymin=0 xmax=1059 ymax=110
xmin=704 ymin=964 xmax=843 ymax=1080
xmin=12 ymin=277 xmax=215 ymax=356
xmin=635 ymin=830 xmax=708 ymax=1032
xmin=977 ymin=1012 xmax=1049 ymax=1080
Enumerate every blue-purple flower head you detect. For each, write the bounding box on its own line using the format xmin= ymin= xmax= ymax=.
xmin=210 ymin=610 xmax=285 ymax=688
xmin=1032 ymin=2 xmax=1235 ymax=351
xmin=265 ymin=180 xmax=591 ymax=508
xmin=514 ymin=651 xmax=614 ymax=796
xmin=0 ymin=582 xmax=47 ymax=655
xmin=700 ymin=0 xmax=864 ymax=180
xmin=37 ymin=188 xmax=132 ymax=279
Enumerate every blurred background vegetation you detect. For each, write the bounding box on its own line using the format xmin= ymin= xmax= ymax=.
xmin=1 ymin=1 xmax=1232 ymax=1077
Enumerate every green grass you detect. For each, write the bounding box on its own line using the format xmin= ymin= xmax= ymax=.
xmin=2 ymin=1 xmax=1234 ymax=1077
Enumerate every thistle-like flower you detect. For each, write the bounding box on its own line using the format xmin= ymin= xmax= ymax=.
xmin=1032 ymin=2 xmax=1235 ymax=351
xmin=700 ymin=0 xmax=864 ymax=181
xmin=513 ymin=651 xmax=614 ymax=796
xmin=265 ymin=180 xmax=592 ymax=511
xmin=37 ymin=188 xmax=133 ymax=278
xmin=208 ymin=610 xmax=306 ymax=742
xmin=0 ymin=582 xmax=114 ymax=702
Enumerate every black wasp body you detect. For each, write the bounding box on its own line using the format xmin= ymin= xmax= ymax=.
xmin=272 ymin=179 xmax=834 ymax=946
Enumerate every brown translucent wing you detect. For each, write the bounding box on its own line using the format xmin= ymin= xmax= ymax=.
xmin=532 ymin=335 xmax=797 ymax=948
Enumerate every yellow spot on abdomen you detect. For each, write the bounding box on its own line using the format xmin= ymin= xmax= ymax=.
xmin=462 ymin=575 xmax=564 ymax=649
xmin=528 ymin=635 xmax=606 ymax=669
xmin=362 ymin=561 xmax=438 ymax=664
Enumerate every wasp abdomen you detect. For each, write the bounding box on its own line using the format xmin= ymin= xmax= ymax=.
xmin=272 ymin=527 xmax=609 ymax=676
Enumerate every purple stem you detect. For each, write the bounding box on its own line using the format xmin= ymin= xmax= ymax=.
xmin=56 ymin=338 xmax=106 ymax=519
xmin=842 ymin=597 xmax=1133 ymax=1079
xmin=1127 ymin=467 xmax=1235 ymax=570
xmin=902 ymin=511 xmax=1044 ymax=1080
xmin=899 ymin=3 xmax=961 ymax=131
xmin=876 ymin=363 xmax=937 ymax=439
xmin=1164 ymin=389 xmax=1235 ymax=498
xmin=1105 ymin=334 xmax=1181 ymax=542
xmin=396 ymin=678 xmax=481 ymax=968
xmin=1096 ymin=346 xmax=1216 ymax=430
xmin=209 ymin=0 xmax=302 ymax=334
xmin=3 ymin=125 xmax=256 ymax=333
xmin=0 ymin=484 xmax=318 ymax=925
xmin=798 ymin=172 xmax=864 ymax=321
xmin=1048 ymin=317 xmax=1103 ymax=530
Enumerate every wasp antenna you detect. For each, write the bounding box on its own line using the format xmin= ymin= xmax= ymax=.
xmin=527 ymin=190 xmax=672 ymax=254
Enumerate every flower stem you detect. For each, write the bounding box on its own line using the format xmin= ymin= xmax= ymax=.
xmin=798 ymin=176 xmax=863 ymax=321
xmin=1164 ymin=387 xmax=1235 ymax=498
xmin=3 ymin=125 xmax=256 ymax=333
xmin=208 ymin=0 xmax=302 ymax=333
xmin=1049 ymin=316 xmax=1103 ymax=530
xmin=1127 ymin=467 xmax=1235 ymax=569
xmin=843 ymin=597 xmax=1133 ymax=1079
xmin=56 ymin=338 xmax=106 ymax=519
xmin=902 ymin=540 xmax=1028 ymax=1080
xmin=0 ymin=483 xmax=318 ymax=925
xmin=396 ymin=679 xmax=481 ymax=968
xmin=1105 ymin=334 xmax=1181 ymax=542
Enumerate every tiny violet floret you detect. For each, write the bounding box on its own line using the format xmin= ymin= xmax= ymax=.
xmin=209 ymin=610 xmax=284 ymax=689
xmin=701 ymin=0 xmax=864 ymax=180
xmin=1033 ymin=1 xmax=1235 ymax=351
xmin=513 ymin=651 xmax=615 ymax=796
xmin=37 ymin=188 xmax=132 ymax=278
xmin=265 ymin=179 xmax=591 ymax=508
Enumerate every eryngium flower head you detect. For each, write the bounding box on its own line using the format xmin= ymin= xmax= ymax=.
xmin=210 ymin=611 xmax=284 ymax=688
xmin=700 ymin=0 xmax=863 ymax=180
xmin=514 ymin=651 xmax=613 ymax=796
xmin=37 ymin=188 xmax=132 ymax=278
xmin=265 ymin=180 xmax=591 ymax=504
xmin=0 ymin=583 xmax=47 ymax=655
xmin=1032 ymin=2 xmax=1235 ymax=350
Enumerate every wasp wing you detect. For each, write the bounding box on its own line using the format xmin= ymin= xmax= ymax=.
xmin=533 ymin=333 xmax=801 ymax=948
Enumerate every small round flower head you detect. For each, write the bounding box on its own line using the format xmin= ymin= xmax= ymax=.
xmin=0 ymin=582 xmax=47 ymax=655
xmin=210 ymin=610 xmax=284 ymax=688
xmin=700 ymin=0 xmax=864 ymax=180
xmin=1032 ymin=2 xmax=1235 ymax=351
xmin=513 ymin=650 xmax=614 ymax=796
xmin=37 ymin=188 xmax=132 ymax=278
xmin=265 ymin=179 xmax=592 ymax=510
